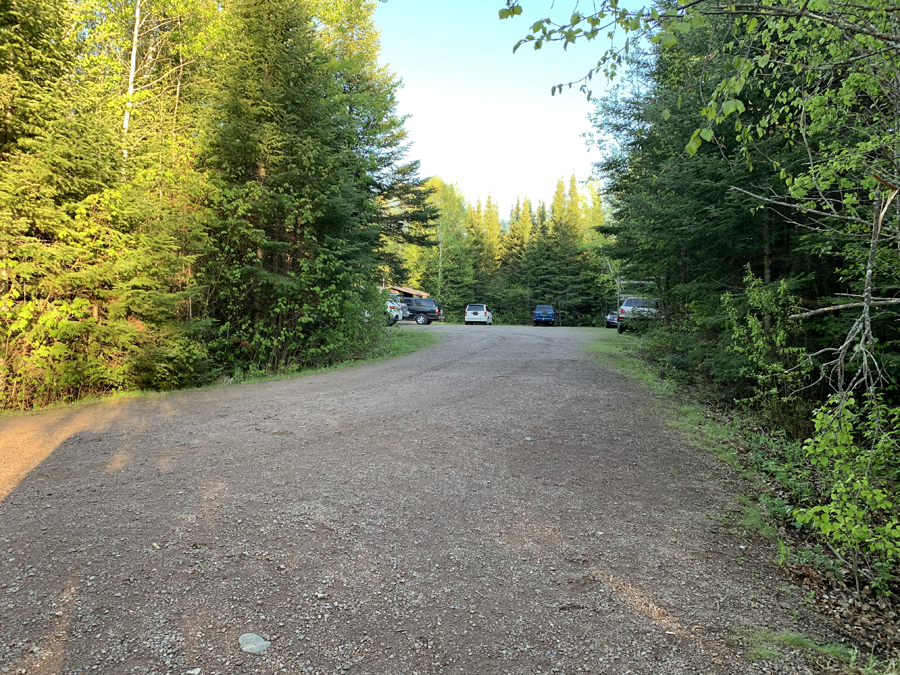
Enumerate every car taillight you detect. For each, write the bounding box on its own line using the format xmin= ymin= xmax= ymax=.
xmin=618 ymin=309 xmax=625 ymax=317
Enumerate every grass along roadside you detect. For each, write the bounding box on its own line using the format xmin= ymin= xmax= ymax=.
xmin=211 ymin=326 xmax=440 ymax=387
xmin=729 ymin=629 xmax=899 ymax=673
xmin=587 ymin=329 xmax=900 ymax=673
xmin=0 ymin=327 xmax=440 ymax=420
xmin=587 ymin=329 xmax=743 ymax=469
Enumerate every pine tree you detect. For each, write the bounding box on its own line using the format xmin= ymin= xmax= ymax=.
xmin=0 ymin=0 xmax=68 ymax=154
xmin=501 ymin=197 xmax=533 ymax=266
xmin=308 ymin=0 xmax=436 ymax=279
xmin=565 ymin=174 xmax=586 ymax=240
xmin=548 ymin=179 xmax=568 ymax=234
xmin=412 ymin=177 xmax=474 ymax=312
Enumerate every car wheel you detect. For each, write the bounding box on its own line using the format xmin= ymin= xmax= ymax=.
xmin=415 ymin=314 xmax=428 ymax=325
xmin=617 ymin=322 xmax=625 ymax=334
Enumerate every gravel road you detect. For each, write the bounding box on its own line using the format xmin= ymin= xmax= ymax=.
xmin=0 ymin=325 xmax=846 ymax=675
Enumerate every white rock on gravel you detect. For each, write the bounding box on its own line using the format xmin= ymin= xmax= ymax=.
xmin=239 ymin=633 xmax=271 ymax=654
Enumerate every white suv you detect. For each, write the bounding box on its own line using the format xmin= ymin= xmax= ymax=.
xmin=464 ymin=304 xmax=493 ymax=325
xmin=617 ymin=297 xmax=660 ymax=333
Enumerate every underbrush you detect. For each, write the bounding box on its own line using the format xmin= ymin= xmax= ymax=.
xmin=614 ymin=324 xmax=899 ymax=595
xmin=590 ymin=326 xmax=900 ymax=664
xmin=210 ymin=326 xmax=440 ymax=386
xmin=0 ymin=327 xmax=439 ymax=419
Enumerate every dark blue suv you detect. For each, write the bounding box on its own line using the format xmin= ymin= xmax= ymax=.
xmin=532 ymin=304 xmax=560 ymax=326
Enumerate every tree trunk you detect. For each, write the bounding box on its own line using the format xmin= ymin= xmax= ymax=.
xmin=122 ymin=0 xmax=142 ymax=159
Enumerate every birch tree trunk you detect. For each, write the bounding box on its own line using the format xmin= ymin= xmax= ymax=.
xmin=122 ymin=0 xmax=142 ymax=159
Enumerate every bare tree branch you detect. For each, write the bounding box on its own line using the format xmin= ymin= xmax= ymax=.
xmin=789 ymin=298 xmax=900 ymax=320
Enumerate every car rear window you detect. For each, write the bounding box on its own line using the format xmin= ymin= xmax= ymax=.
xmin=467 ymin=304 xmax=485 ymax=311
xmin=623 ymin=298 xmax=657 ymax=308
xmin=535 ymin=305 xmax=553 ymax=311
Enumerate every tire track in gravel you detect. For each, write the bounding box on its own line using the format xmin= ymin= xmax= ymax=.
xmin=0 ymin=325 xmax=844 ymax=675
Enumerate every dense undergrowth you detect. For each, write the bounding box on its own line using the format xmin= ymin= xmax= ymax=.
xmin=593 ymin=326 xmax=900 ymax=667
xmin=627 ymin=320 xmax=899 ymax=595
xmin=578 ymin=1 xmax=900 ymax=620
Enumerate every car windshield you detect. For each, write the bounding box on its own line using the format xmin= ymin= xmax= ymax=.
xmin=467 ymin=305 xmax=485 ymax=311
xmin=623 ymin=298 xmax=656 ymax=308
xmin=535 ymin=305 xmax=553 ymax=311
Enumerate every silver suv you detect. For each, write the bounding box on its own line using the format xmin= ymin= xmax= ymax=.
xmin=617 ymin=297 xmax=660 ymax=333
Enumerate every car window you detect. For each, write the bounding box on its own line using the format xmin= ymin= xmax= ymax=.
xmin=467 ymin=304 xmax=485 ymax=311
xmin=535 ymin=304 xmax=553 ymax=311
xmin=623 ymin=298 xmax=659 ymax=309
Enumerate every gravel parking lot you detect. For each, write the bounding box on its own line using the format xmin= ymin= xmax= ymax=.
xmin=0 ymin=325 xmax=845 ymax=674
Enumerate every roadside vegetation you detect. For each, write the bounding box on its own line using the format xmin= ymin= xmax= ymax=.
xmin=1 ymin=0 xmax=435 ymax=411
xmin=593 ymin=328 xmax=900 ymax=670
xmin=0 ymin=326 xmax=437 ymax=422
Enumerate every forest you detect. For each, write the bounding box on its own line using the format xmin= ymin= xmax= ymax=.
xmin=396 ymin=175 xmax=614 ymax=326
xmin=1 ymin=0 xmax=435 ymax=410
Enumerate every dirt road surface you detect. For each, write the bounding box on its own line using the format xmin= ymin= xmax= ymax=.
xmin=0 ymin=325 xmax=844 ymax=675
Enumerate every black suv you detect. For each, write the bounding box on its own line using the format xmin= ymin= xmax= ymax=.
xmin=403 ymin=297 xmax=444 ymax=325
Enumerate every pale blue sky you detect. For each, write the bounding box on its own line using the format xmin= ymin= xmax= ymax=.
xmin=373 ymin=0 xmax=608 ymax=218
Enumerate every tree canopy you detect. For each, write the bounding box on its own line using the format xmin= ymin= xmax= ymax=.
xmin=0 ymin=0 xmax=433 ymax=408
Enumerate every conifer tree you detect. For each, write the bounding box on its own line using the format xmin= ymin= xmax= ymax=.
xmin=548 ymin=179 xmax=568 ymax=234
xmin=565 ymin=174 xmax=586 ymax=239
xmin=308 ymin=0 xmax=436 ymax=278
xmin=501 ymin=197 xmax=533 ymax=266
xmin=1 ymin=0 xmax=213 ymax=407
xmin=0 ymin=0 xmax=68 ymax=154
xmin=413 ymin=178 xmax=474 ymax=312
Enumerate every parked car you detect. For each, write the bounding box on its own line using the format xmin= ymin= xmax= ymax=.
xmin=385 ymin=298 xmax=403 ymax=325
xmin=605 ymin=312 xmax=618 ymax=328
xmin=532 ymin=304 xmax=560 ymax=326
xmin=617 ymin=297 xmax=661 ymax=333
xmin=403 ymin=296 xmax=444 ymax=325
xmin=464 ymin=304 xmax=493 ymax=325
xmin=390 ymin=294 xmax=410 ymax=319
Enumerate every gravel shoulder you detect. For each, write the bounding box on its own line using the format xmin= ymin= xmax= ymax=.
xmin=0 ymin=325 xmax=848 ymax=674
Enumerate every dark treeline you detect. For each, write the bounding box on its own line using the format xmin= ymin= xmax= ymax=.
xmin=0 ymin=0 xmax=434 ymax=409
